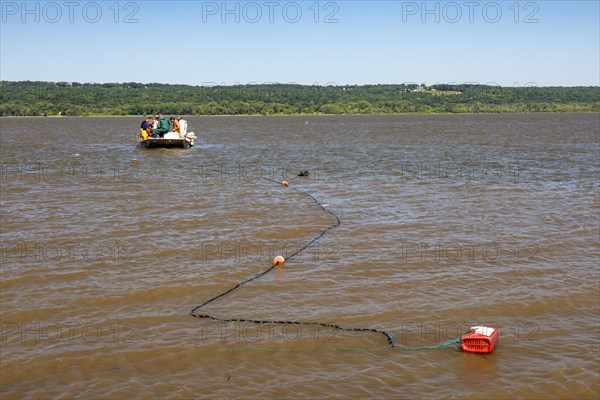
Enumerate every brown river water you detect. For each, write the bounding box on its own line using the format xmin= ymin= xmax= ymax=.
xmin=1 ymin=113 xmax=598 ymax=399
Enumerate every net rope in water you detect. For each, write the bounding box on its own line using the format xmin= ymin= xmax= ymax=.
xmin=190 ymin=174 xmax=396 ymax=348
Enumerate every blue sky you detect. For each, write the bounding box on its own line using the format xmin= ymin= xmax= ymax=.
xmin=1 ymin=0 xmax=598 ymax=86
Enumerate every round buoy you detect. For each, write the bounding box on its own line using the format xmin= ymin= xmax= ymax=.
xmin=282 ymin=180 xmax=289 ymax=187
xmin=272 ymin=256 xmax=285 ymax=266
xmin=132 ymin=158 xmax=138 ymax=163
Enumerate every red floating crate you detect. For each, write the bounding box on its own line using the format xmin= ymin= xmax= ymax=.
xmin=461 ymin=326 xmax=499 ymax=354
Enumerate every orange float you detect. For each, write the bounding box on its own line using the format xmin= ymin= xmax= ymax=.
xmin=272 ymin=255 xmax=285 ymax=266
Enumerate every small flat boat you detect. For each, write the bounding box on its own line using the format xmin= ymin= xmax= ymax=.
xmin=137 ymin=132 xmax=196 ymax=149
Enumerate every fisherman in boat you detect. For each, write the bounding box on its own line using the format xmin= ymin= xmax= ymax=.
xmin=178 ymin=117 xmax=188 ymax=136
xmin=139 ymin=116 xmax=152 ymax=140
xmin=170 ymin=117 xmax=180 ymax=133
xmin=152 ymin=114 xmax=171 ymax=138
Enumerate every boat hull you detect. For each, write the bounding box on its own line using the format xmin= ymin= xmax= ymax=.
xmin=138 ymin=138 xmax=192 ymax=149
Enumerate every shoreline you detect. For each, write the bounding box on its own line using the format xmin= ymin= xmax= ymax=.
xmin=1 ymin=110 xmax=599 ymax=118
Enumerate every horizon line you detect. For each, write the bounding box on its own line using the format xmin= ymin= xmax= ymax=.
xmin=2 ymin=80 xmax=599 ymax=88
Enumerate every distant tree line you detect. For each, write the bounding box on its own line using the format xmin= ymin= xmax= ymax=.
xmin=0 ymin=81 xmax=598 ymax=116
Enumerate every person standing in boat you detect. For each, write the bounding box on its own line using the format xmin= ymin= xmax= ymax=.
xmin=153 ymin=114 xmax=170 ymax=138
xmin=178 ymin=117 xmax=188 ymax=137
xmin=138 ymin=117 xmax=152 ymax=140
xmin=139 ymin=116 xmax=152 ymax=140
xmin=170 ymin=117 xmax=180 ymax=133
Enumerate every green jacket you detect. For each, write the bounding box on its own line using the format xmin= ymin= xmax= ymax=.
xmin=156 ymin=117 xmax=170 ymax=131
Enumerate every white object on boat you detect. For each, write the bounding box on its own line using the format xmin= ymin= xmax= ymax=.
xmin=163 ymin=132 xmax=180 ymax=139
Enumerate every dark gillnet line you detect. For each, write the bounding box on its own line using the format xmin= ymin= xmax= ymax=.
xmin=190 ymin=173 xmax=396 ymax=348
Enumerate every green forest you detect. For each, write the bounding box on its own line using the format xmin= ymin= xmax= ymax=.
xmin=1 ymin=81 xmax=598 ymax=116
